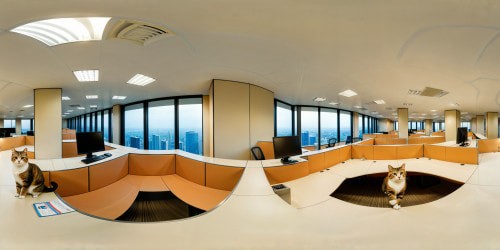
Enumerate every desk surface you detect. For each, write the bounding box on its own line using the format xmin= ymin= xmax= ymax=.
xmin=1 ymin=144 xmax=500 ymax=248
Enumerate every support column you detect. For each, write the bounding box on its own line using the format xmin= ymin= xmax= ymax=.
xmin=486 ymin=112 xmax=498 ymax=139
xmin=112 ymin=105 xmax=121 ymax=145
xmin=445 ymin=110 xmax=460 ymax=142
xmin=476 ymin=115 xmax=485 ymax=135
xmin=353 ymin=112 xmax=360 ymax=138
xmin=398 ymin=108 xmax=408 ymax=139
xmin=471 ymin=117 xmax=477 ymax=133
xmin=0 ymin=118 xmax=4 ymax=128
xmin=15 ymin=118 xmax=22 ymax=135
xmin=424 ymin=119 xmax=432 ymax=136
xmin=34 ymin=89 xmax=62 ymax=159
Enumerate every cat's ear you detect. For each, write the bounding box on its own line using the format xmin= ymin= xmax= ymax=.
xmin=400 ymin=163 xmax=406 ymax=170
xmin=388 ymin=165 xmax=394 ymax=171
xmin=23 ymin=148 xmax=28 ymax=153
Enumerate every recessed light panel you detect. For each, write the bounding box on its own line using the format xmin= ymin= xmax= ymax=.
xmin=329 ymin=102 xmax=338 ymax=105
xmin=62 ymin=96 xmax=71 ymax=100
xmin=23 ymin=105 xmax=33 ymax=108
xmin=127 ymin=74 xmax=156 ymax=86
xmin=11 ymin=17 xmax=111 ymax=46
xmin=113 ymin=96 xmax=127 ymax=100
xmin=89 ymin=105 xmax=97 ymax=108
xmin=338 ymin=89 xmax=358 ymax=97
xmin=313 ymin=97 xmax=326 ymax=102
xmin=86 ymin=95 xmax=98 ymax=99
xmin=74 ymin=70 xmax=99 ymax=82
xmin=77 ymin=107 xmax=85 ymax=110
xmin=374 ymin=100 xmax=385 ymax=104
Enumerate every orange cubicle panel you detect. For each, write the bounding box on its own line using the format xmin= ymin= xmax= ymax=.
xmin=397 ymin=145 xmax=423 ymax=159
xmin=128 ymin=154 xmax=175 ymax=176
xmin=306 ymin=153 xmax=326 ymax=174
xmin=423 ymin=145 xmax=446 ymax=161
xmin=373 ymin=146 xmax=397 ymax=160
xmin=445 ymin=147 xmax=478 ymax=165
xmin=89 ymin=156 xmax=129 ymax=191
xmin=478 ymin=139 xmax=499 ymax=153
xmin=51 ymin=167 xmax=89 ymax=197
xmin=256 ymin=141 xmax=274 ymax=159
xmin=175 ymin=155 xmax=206 ymax=186
xmin=205 ymin=164 xmax=244 ymax=191
xmin=263 ymin=161 xmax=309 ymax=185
xmin=351 ymin=145 xmax=374 ymax=159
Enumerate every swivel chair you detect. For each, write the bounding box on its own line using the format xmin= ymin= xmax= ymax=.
xmin=251 ymin=146 xmax=265 ymax=160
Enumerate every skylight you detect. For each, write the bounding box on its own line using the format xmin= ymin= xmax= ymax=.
xmin=73 ymin=70 xmax=99 ymax=82
xmin=127 ymin=74 xmax=156 ymax=86
xmin=339 ymin=89 xmax=358 ymax=97
xmin=11 ymin=17 xmax=111 ymax=46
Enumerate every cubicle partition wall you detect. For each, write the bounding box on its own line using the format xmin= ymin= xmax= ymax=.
xmin=477 ymin=139 xmax=500 ymax=153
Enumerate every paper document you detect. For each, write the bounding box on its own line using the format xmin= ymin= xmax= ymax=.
xmin=33 ymin=199 xmax=75 ymax=217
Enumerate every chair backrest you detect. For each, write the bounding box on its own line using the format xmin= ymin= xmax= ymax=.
xmin=345 ymin=136 xmax=353 ymax=144
xmin=251 ymin=146 xmax=265 ymax=160
xmin=327 ymin=138 xmax=337 ymax=148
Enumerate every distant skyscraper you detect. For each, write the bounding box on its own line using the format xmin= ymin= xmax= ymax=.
xmin=130 ymin=136 xmax=141 ymax=149
xmin=301 ymin=131 xmax=309 ymax=146
xmin=160 ymin=140 xmax=168 ymax=150
xmin=185 ymin=131 xmax=199 ymax=154
xmin=151 ymin=134 xmax=160 ymax=150
xmin=309 ymin=135 xmax=316 ymax=146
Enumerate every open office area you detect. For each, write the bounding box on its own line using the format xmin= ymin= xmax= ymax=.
xmin=1 ymin=1 xmax=500 ymax=249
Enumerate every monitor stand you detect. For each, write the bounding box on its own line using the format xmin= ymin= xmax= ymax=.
xmin=281 ymin=156 xmax=298 ymax=165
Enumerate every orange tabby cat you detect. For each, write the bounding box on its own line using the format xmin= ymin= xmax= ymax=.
xmin=11 ymin=148 xmax=57 ymax=198
xmin=381 ymin=163 xmax=407 ymax=210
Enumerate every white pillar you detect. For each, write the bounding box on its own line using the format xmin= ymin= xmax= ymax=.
xmin=34 ymin=89 xmax=62 ymax=159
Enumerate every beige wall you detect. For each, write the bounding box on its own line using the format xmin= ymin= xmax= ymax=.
xmin=15 ymin=119 xmax=21 ymax=135
xmin=210 ymin=80 xmax=274 ymax=160
xmin=34 ymin=88 xmax=62 ymax=159
xmin=486 ymin=112 xmax=498 ymax=139
xmin=398 ymin=108 xmax=408 ymax=139
xmin=203 ymin=95 xmax=211 ymax=157
xmin=445 ymin=110 xmax=460 ymax=142
xmin=112 ymin=105 xmax=121 ymax=145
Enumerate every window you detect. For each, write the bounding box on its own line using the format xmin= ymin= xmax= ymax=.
xmin=320 ymin=108 xmax=338 ymax=145
xmin=461 ymin=121 xmax=471 ymax=131
xmin=339 ymin=111 xmax=352 ymax=141
xmin=300 ymin=107 xmax=318 ymax=147
xmin=148 ymin=99 xmax=175 ymax=150
xmin=85 ymin=115 xmax=90 ymax=132
xmin=276 ymin=101 xmax=293 ymax=136
xmin=358 ymin=115 xmax=363 ymax=136
xmin=103 ymin=110 xmax=110 ymax=142
xmin=21 ymin=119 xmax=31 ymax=134
xmin=179 ymin=98 xmax=203 ymax=155
xmin=124 ymin=103 xmax=144 ymax=149
xmin=3 ymin=119 xmax=15 ymax=128
xmin=394 ymin=121 xmax=398 ymax=131
xmin=96 ymin=112 xmax=102 ymax=132
xmin=364 ymin=116 xmax=369 ymax=134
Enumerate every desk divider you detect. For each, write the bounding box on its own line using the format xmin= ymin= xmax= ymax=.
xmin=128 ymin=154 xmax=175 ymax=176
xmin=89 ymin=156 xmax=129 ymax=191
xmin=478 ymin=139 xmax=500 ymax=153
xmin=175 ymin=155 xmax=206 ymax=186
xmin=205 ymin=164 xmax=245 ymax=191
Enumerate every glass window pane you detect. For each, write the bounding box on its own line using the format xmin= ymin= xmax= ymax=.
xmin=358 ymin=115 xmax=363 ymax=136
xmin=276 ymin=101 xmax=292 ymax=136
xmin=148 ymin=99 xmax=175 ymax=150
xmin=395 ymin=121 xmax=398 ymax=131
xmin=21 ymin=120 xmax=31 ymax=134
xmin=85 ymin=115 xmax=90 ymax=132
xmin=301 ymin=107 xmax=318 ymax=147
xmin=103 ymin=110 xmax=110 ymax=142
xmin=320 ymin=108 xmax=337 ymax=146
xmin=124 ymin=103 xmax=144 ymax=149
xmin=96 ymin=112 xmax=102 ymax=132
xmin=3 ymin=119 xmax=15 ymax=128
xmin=179 ymin=98 xmax=203 ymax=155
xmin=339 ymin=111 xmax=352 ymax=141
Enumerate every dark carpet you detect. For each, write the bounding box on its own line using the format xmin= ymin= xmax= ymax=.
xmin=117 ymin=191 xmax=190 ymax=222
xmin=330 ymin=172 xmax=463 ymax=208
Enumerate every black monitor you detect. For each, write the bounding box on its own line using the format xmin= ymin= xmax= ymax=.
xmin=0 ymin=128 xmax=16 ymax=137
xmin=76 ymin=132 xmax=105 ymax=163
xmin=456 ymin=127 xmax=468 ymax=146
xmin=273 ymin=136 xmax=302 ymax=164
xmin=27 ymin=130 xmax=34 ymax=136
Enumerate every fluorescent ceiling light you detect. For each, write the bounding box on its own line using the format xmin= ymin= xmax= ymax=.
xmin=374 ymin=100 xmax=385 ymax=104
xmin=86 ymin=95 xmax=98 ymax=99
xmin=313 ymin=97 xmax=326 ymax=102
xmin=62 ymin=96 xmax=71 ymax=100
xmin=90 ymin=105 xmax=98 ymax=108
xmin=462 ymin=112 xmax=468 ymax=115
xmin=17 ymin=115 xmax=24 ymax=118
xmin=329 ymin=102 xmax=338 ymax=105
xmin=112 ymin=96 xmax=127 ymax=100
xmin=77 ymin=107 xmax=85 ymax=110
xmin=392 ymin=113 xmax=397 ymax=115
xmin=73 ymin=70 xmax=99 ymax=82
xmin=67 ymin=110 xmax=73 ymax=112
xmin=64 ymin=113 xmax=70 ymax=115
xmin=338 ymin=89 xmax=358 ymax=97
xmin=127 ymin=74 xmax=156 ymax=86
xmin=353 ymin=105 xmax=363 ymax=109
xmin=430 ymin=110 xmax=437 ymax=112
xmin=10 ymin=17 xmax=111 ymax=46
xmin=23 ymin=105 xmax=33 ymax=108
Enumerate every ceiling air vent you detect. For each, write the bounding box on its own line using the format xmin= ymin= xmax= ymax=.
xmin=408 ymin=87 xmax=449 ymax=97
xmin=403 ymin=103 xmax=413 ymax=106
xmin=408 ymin=89 xmax=421 ymax=95
xmin=104 ymin=19 xmax=174 ymax=46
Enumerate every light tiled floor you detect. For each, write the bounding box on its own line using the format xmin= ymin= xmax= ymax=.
xmin=1 ymin=150 xmax=500 ymax=249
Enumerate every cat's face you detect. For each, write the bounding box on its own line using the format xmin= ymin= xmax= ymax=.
xmin=11 ymin=149 xmax=28 ymax=168
xmin=388 ymin=163 xmax=406 ymax=183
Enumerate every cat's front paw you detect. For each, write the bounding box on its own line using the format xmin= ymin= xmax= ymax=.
xmin=393 ymin=204 xmax=401 ymax=210
xmin=389 ymin=199 xmax=397 ymax=206
xmin=19 ymin=195 xmax=26 ymax=199
xmin=14 ymin=193 xmax=19 ymax=197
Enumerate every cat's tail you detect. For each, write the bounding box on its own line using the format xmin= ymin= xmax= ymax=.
xmin=44 ymin=182 xmax=58 ymax=192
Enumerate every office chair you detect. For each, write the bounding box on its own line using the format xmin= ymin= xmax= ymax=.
xmin=327 ymin=138 xmax=337 ymax=148
xmin=345 ymin=136 xmax=353 ymax=144
xmin=251 ymin=146 xmax=265 ymax=160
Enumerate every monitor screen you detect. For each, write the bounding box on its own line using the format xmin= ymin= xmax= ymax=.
xmin=76 ymin=132 xmax=105 ymax=158
xmin=456 ymin=127 xmax=468 ymax=145
xmin=273 ymin=136 xmax=302 ymax=164
xmin=0 ymin=128 xmax=16 ymax=137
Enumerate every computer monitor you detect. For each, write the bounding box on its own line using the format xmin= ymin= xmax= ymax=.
xmin=27 ymin=130 xmax=34 ymax=136
xmin=0 ymin=128 xmax=16 ymax=137
xmin=456 ymin=127 xmax=468 ymax=146
xmin=273 ymin=136 xmax=302 ymax=164
xmin=76 ymin=132 xmax=105 ymax=161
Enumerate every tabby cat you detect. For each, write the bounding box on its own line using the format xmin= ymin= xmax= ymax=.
xmin=11 ymin=148 xmax=58 ymax=198
xmin=381 ymin=163 xmax=407 ymax=210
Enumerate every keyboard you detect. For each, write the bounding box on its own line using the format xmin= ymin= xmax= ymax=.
xmin=81 ymin=154 xmax=110 ymax=164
